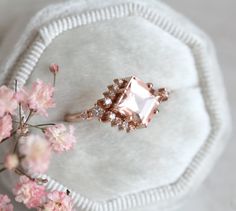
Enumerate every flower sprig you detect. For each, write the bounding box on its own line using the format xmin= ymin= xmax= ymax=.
xmin=0 ymin=64 xmax=76 ymax=210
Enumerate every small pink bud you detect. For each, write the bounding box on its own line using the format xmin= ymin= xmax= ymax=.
xmin=49 ymin=63 xmax=59 ymax=74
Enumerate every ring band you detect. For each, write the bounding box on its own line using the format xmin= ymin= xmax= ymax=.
xmin=64 ymin=76 xmax=169 ymax=132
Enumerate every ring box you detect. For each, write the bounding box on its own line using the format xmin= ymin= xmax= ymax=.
xmin=0 ymin=0 xmax=231 ymax=210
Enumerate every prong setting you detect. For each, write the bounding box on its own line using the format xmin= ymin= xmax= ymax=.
xmin=65 ymin=76 xmax=168 ymax=132
xmin=91 ymin=76 xmax=169 ymax=132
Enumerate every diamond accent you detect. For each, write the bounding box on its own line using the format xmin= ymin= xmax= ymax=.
xmin=92 ymin=105 xmax=104 ymax=117
xmin=109 ymin=112 xmax=116 ymax=121
xmin=122 ymin=121 xmax=129 ymax=129
xmin=104 ymin=98 xmax=112 ymax=105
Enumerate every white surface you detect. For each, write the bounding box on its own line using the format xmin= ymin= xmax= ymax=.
xmin=0 ymin=0 xmax=234 ymax=210
xmin=164 ymin=0 xmax=236 ymax=211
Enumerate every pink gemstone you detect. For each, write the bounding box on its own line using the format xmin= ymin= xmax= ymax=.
xmin=115 ymin=76 xmax=159 ymax=126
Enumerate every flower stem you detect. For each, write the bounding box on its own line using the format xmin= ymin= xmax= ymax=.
xmin=24 ymin=110 xmax=34 ymax=123
xmin=14 ymin=79 xmax=18 ymax=92
xmin=15 ymin=168 xmax=33 ymax=180
xmin=26 ymin=124 xmax=45 ymax=131
xmin=0 ymin=130 xmax=17 ymax=144
xmin=35 ymin=123 xmax=55 ymax=127
xmin=53 ymin=73 xmax=56 ymax=87
xmin=14 ymin=120 xmax=55 ymax=128
xmin=13 ymin=138 xmax=20 ymax=153
xmin=19 ymin=103 xmax=22 ymax=126
xmin=0 ymin=167 xmax=6 ymax=173
xmin=26 ymin=123 xmax=55 ymax=130
xmin=15 ymin=168 xmax=48 ymax=184
xmin=13 ymin=121 xmax=55 ymax=132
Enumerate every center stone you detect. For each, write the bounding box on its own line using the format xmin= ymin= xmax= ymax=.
xmin=115 ymin=76 xmax=159 ymax=126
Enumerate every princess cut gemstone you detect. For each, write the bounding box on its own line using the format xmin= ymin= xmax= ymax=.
xmin=115 ymin=76 xmax=159 ymax=126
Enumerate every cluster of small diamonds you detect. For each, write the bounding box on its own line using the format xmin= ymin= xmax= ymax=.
xmin=92 ymin=78 xmax=138 ymax=132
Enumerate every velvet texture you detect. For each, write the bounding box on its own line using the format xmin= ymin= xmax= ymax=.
xmin=0 ymin=0 xmax=231 ymax=210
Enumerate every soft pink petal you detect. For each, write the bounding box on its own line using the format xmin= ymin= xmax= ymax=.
xmin=0 ymin=85 xmax=18 ymax=117
xmin=19 ymin=135 xmax=51 ymax=174
xmin=13 ymin=176 xmax=46 ymax=209
xmin=27 ymin=79 xmax=55 ymax=116
xmin=39 ymin=191 xmax=74 ymax=211
xmin=0 ymin=194 xmax=14 ymax=211
xmin=0 ymin=115 xmax=13 ymax=142
xmin=44 ymin=124 xmax=76 ymax=153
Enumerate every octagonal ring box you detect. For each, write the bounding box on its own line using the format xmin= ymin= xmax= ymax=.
xmin=0 ymin=0 xmax=231 ymax=210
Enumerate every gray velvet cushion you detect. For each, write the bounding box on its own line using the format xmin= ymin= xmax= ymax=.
xmin=0 ymin=0 xmax=231 ymax=210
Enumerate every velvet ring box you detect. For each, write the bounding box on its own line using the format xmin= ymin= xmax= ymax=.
xmin=0 ymin=0 xmax=231 ymax=210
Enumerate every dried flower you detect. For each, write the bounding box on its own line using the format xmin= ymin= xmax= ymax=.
xmin=44 ymin=124 xmax=76 ymax=153
xmin=19 ymin=135 xmax=51 ymax=174
xmin=49 ymin=64 xmax=59 ymax=74
xmin=16 ymin=80 xmax=55 ymax=117
xmin=39 ymin=191 xmax=74 ymax=211
xmin=0 ymin=85 xmax=18 ymax=117
xmin=4 ymin=154 xmax=19 ymax=170
xmin=0 ymin=115 xmax=13 ymax=143
xmin=0 ymin=194 xmax=13 ymax=211
xmin=13 ymin=176 xmax=46 ymax=209
xmin=15 ymin=88 xmax=28 ymax=106
xmin=0 ymin=65 xmax=78 ymax=211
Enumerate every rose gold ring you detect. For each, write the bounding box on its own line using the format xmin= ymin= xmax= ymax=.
xmin=64 ymin=76 xmax=169 ymax=132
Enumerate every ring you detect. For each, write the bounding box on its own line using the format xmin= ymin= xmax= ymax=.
xmin=64 ymin=76 xmax=169 ymax=132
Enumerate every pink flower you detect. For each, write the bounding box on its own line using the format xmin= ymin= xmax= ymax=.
xmin=40 ymin=191 xmax=74 ymax=211
xmin=15 ymin=88 xmax=28 ymax=106
xmin=44 ymin=124 xmax=76 ymax=153
xmin=13 ymin=176 xmax=46 ymax=209
xmin=19 ymin=135 xmax=51 ymax=174
xmin=0 ymin=194 xmax=13 ymax=211
xmin=49 ymin=64 xmax=59 ymax=74
xmin=0 ymin=85 xmax=18 ymax=117
xmin=28 ymin=80 xmax=55 ymax=116
xmin=0 ymin=115 xmax=13 ymax=142
xmin=4 ymin=154 xmax=19 ymax=170
xmin=16 ymin=80 xmax=55 ymax=116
